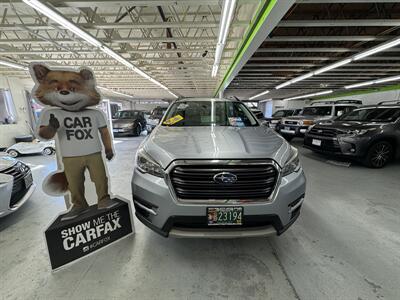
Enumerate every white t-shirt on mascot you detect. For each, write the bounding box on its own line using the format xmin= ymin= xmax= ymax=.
xmin=39 ymin=107 xmax=107 ymax=157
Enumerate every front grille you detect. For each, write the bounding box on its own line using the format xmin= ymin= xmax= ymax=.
xmin=308 ymin=126 xmax=342 ymax=138
xmin=1 ymin=163 xmax=32 ymax=206
xmin=284 ymin=120 xmax=299 ymax=125
xmin=170 ymin=163 xmax=278 ymax=200
xmin=304 ymin=136 xmax=341 ymax=153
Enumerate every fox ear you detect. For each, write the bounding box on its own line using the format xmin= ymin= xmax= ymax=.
xmin=32 ymin=64 xmax=50 ymax=82
xmin=79 ymin=69 xmax=95 ymax=81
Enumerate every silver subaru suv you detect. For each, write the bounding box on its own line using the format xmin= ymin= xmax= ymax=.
xmin=131 ymin=98 xmax=306 ymax=238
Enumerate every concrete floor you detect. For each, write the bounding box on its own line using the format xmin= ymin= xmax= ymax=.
xmin=1 ymin=137 xmax=399 ymax=300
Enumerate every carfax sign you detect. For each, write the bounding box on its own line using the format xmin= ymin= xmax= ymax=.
xmin=45 ymin=198 xmax=133 ymax=270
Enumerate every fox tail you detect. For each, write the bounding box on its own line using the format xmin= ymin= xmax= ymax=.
xmin=43 ymin=171 xmax=69 ymax=195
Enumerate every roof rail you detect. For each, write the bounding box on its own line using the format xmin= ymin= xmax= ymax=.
xmin=377 ymin=100 xmax=400 ymax=105
xmin=309 ymin=100 xmax=335 ymax=105
xmin=333 ymin=100 xmax=363 ymax=104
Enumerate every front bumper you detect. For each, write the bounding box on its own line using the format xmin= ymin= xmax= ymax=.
xmin=132 ymin=166 xmax=306 ymax=238
xmin=0 ymin=183 xmax=36 ymax=217
xmin=113 ymin=127 xmax=133 ymax=136
xmin=277 ymin=124 xmax=309 ymax=137
xmin=304 ymin=133 xmax=370 ymax=157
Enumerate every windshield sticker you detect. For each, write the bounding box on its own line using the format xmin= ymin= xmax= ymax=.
xmin=177 ymin=103 xmax=189 ymax=110
xmin=163 ymin=114 xmax=184 ymax=125
xmin=229 ymin=117 xmax=244 ymax=127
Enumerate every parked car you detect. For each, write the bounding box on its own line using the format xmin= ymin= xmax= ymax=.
xmin=277 ymin=100 xmax=362 ymax=140
xmin=304 ymin=101 xmax=400 ymax=168
xmin=0 ymin=153 xmax=35 ymax=217
xmin=132 ymin=98 xmax=306 ymax=238
xmin=146 ymin=106 xmax=168 ymax=133
xmin=6 ymin=139 xmax=55 ymax=157
xmin=112 ymin=110 xmax=147 ymax=136
xmin=265 ymin=109 xmax=302 ymax=130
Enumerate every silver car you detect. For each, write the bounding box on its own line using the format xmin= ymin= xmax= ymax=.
xmin=0 ymin=153 xmax=35 ymax=217
xmin=131 ymin=98 xmax=306 ymax=238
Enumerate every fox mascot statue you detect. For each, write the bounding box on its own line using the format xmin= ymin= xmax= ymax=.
xmin=31 ymin=64 xmax=117 ymax=221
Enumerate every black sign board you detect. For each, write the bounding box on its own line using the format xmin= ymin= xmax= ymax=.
xmin=45 ymin=198 xmax=133 ymax=270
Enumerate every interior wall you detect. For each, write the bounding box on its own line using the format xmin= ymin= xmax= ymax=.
xmin=321 ymin=89 xmax=400 ymax=105
xmin=0 ymin=76 xmax=32 ymax=149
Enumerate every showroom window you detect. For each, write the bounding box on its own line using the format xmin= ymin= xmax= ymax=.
xmin=0 ymin=89 xmax=17 ymax=125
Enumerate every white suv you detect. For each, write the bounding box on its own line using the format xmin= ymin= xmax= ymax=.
xmin=278 ymin=100 xmax=362 ymax=140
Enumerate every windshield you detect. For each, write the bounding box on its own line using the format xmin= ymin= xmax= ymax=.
xmin=302 ymin=106 xmax=332 ymax=116
xmin=114 ymin=111 xmax=138 ymax=119
xmin=337 ymin=108 xmax=400 ymax=122
xmin=162 ymin=101 xmax=259 ymax=127
xmin=273 ymin=110 xmax=291 ymax=117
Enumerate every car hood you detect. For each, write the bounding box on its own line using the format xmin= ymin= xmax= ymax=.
xmin=285 ymin=115 xmax=328 ymax=121
xmin=112 ymin=119 xmax=135 ymax=126
xmin=143 ymin=126 xmax=291 ymax=169
xmin=0 ymin=153 xmax=17 ymax=171
xmin=316 ymin=120 xmax=383 ymax=131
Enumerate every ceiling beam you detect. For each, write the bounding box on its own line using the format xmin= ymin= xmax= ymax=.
xmin=0 ymin=21 xmax=248 ymax=31
xmin=266 ymin=36 xmax=391 ymax=42
xmin=278 ymin=19 xmax=400 ymax=27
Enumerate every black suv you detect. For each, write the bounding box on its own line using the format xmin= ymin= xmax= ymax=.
xmin=304 ymin=101 xmax=400 ymax=168
xmin=112 ymin=110 xmax=147 ymax=136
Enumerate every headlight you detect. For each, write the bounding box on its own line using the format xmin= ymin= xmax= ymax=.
xmin=346 ymin=129 xmax=373 ymax=136
xmin=282 ymin=146 xmax=301 ymax=176
xmin=303 ymin=120 xmax=314 ymax=126
xmin=135 ymin=149 xmax=164 ymax=178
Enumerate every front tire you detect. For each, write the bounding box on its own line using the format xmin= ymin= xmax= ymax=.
xmin=364 ymin=141 xmax=393 ymax=168
xmin=7 ymin=149 xmax=19 ymax=157
xmin=133 ymin=124 xmax=142 ymax=137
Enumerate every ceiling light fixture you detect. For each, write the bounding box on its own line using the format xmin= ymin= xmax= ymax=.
xmin=345 ymin=74 xmax=400 ymax=89
xmin=354 ymin=36 xmax=400 ymax=61
xmin=211 ymin=0 xmax=236 ymax=78
xmin=22 ymin=0 xmax=178 ymax=98
xmin=275 ymin=37 xmax=400 ymax=90
xmin=313 ymin=59 xmax=352 ymax=75
xmin=284 ymin=90 xmax=333 ymax=101
xmin=249 ymin=90 xmax=269 ymax=100
xmin=98 ymin=86 xmax=133 ymax=98
xmin=0 ymin=59 xmax=28 ymax=70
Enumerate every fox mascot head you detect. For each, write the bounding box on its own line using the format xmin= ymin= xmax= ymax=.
xmin=30 ymin=64 xmax=102 ymax=195
xmin=31 ymin=64 xmax=101 ymax=111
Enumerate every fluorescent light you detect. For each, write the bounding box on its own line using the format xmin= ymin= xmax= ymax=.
xmin=314 ymin=59 xmax=351 ymax=75
xmin=23 ymin=0 xmax=178 ymax=99
xmin=345 ymin=74 xmax=400 ymax=89
xmin=354 ymin=36 xmax=400 ymax=61
xmin=276 ymin=72 xmax=313 ymax=89
xmin=167 ymin=90 xmax=178 ymax=98
xmin=0 ymin=60 xmax=28 ymax=70
xmin=258 ymin=98 xmax=272 ymax=103
xmin=23 ymin=0 xmax=102 ymax=48
xmin=211 ymin=0 xmax=236 ymax=77
xmin=374 ymin=74 xmax=400 ymax=84
xmin=344 ymin=81 xmax=374 ymax=89
xmin=98 ymin=86 xmax=133 ymax=98
xmin=249 ymin=90 xmax=269 ymax=100
xmin=211 ymin=65 xmax=219 ymax=77
xmin=284 ymin=90 xmax=333 ymax=101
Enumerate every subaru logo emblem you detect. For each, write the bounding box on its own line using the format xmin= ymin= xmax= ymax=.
xmin=213 ymin=172 xmax=237 ymax=184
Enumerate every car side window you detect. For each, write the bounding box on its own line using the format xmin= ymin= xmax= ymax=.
xmin=335 ymin=106 xmax=355 ymax=117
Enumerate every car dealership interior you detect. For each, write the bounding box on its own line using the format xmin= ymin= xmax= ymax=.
xmin=0 ymin=1 xmax=399 ymax=299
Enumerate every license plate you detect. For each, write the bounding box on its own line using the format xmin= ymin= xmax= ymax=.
xmin=312 ymin=139 xmax=322 ymax=146
xmin=207 ymin=207 xmax=243 ymax=226
xmin=24 ymin=173 xmax=33 ymax=188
